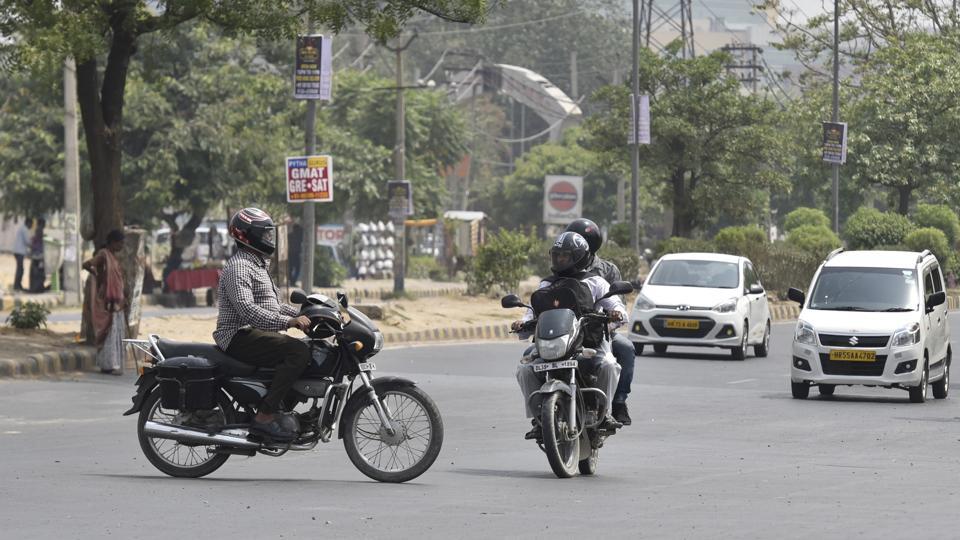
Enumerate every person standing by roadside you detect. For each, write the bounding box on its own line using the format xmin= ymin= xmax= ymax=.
xmin=83 ymin=230 xmax=127 ymax=375
xmin=28 ymin=218 xmax=46 ymax=293
xmin=11 ymin=218 xmax=32 ymax=292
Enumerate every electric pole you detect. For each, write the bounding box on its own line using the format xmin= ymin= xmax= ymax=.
xmin=385 ymin=34 xmax=417 ymax=294
xmin=63 ymin=57 xmax=82 ymax=306
xmin=631 ymin=0 xmax=640 ymax=254
xmin=831 ymin=0 xmax=840 ymax=233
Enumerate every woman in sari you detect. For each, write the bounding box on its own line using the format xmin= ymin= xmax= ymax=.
xmin=83 ymin=230 xmax=127 ymax=374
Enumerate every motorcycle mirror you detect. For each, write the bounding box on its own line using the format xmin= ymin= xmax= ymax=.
xmin=603 ymin=281 xmax=634 ymax=298
xmin=501 ymin=294 xmax=525 ymax=309
xmin=337 ymin=292 xmax=349 ymax=309
xmin=290 ymin=289 xmax=307 ymax=304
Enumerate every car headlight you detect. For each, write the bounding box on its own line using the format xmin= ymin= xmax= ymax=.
xmin=634 ymin=294 xmax=655 ymax=311
xmin=794 ymin=320 xmax=816 ymax=346
xmin=537 ymin=335 xmax=571 ymax=360
xmin=712 ymin=298 xmax=739 ymax=313
xmin=373 ymin=331 xmax=384 ymax=352
xmin=891 ymin=323 xmax=921 ymax=348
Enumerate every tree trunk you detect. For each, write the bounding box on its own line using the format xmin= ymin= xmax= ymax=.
xmin=162 ymin=212 xmax=205 ymax=291
xmin=671 ymin=170 xmax=694 ymax=238
xmin=897 ymin=186 xmax=912 ymax=215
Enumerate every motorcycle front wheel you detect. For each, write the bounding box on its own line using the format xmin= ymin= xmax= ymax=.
xmin=137 ymin=388 xmax=235 ymax=478
xmin=342 ymin=385 xmax=444 ymax=483
xmin=541 ymin=392 xmax=580 ymax=478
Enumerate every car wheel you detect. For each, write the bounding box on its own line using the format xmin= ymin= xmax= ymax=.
xmin=653 ymin=344 xmax=667 ymax=355
xmin=730 ymin=322 xmax=748 ymax=360
xmin=933 ymin=353 xmax=950 ymax=400
xmin=791 ymin=382 xmax=809 ymax=399
xmin=633 ymin=343 xmax=644 ymax=356
xmin=753 ymin=320 xmax=771 ymax=358
xmin=818 ymin=384 xmax=835 ymax=397
xmin=908 ymin=360 xmax=929 ymax=403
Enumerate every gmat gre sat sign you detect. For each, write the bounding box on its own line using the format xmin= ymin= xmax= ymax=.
xmin=543 ymin=175 xmax=583 ymax=225
xmin=286 ymin=155 xmax=333 ymax=202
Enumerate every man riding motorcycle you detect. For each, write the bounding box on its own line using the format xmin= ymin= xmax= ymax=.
xmin=512 ymin=231 xmax=628 ymax=440
xmin=565 ymin=218 xmax=636 ymax=426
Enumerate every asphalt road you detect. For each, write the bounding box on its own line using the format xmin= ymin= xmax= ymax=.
xmin=4 ymin=317 xmax=960 ymax=539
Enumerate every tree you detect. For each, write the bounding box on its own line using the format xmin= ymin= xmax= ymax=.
xmin=0 ymin=0 xmax=491 ymax=245
xmin=586 ymin=48 xmax=790 ymax=238
xmin=848 ymin=34 xmax=960 ymax=215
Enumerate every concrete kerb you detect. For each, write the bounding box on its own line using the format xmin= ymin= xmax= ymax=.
xmin=0 ymin=291 xmax=65 ymax=312
xmin=0 ymin=346 xmax=96 ymax=378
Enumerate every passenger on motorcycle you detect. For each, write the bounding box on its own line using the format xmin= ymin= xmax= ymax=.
xmin=511 ymin=231 xmax=628 ymax=440
xmin=565 ymin=218 xmax=636 ymax=426
xmin=213 ymin=207 xmax=312 ymax=442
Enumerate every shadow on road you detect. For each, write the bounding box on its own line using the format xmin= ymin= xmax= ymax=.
xmin=449 ymin=467 xmax=561 ymax=480
xmin=760 ymin=392 xmax=921 ymax=404
xmin=640 ymin=352 xmax=762 ymax=362
xmin=85 ymin=473 xmax=387 ymax=486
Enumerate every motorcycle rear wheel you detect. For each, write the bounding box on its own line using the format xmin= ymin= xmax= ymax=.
xmin=541 ymin=392 xmax=580 ymax=478
xmin=137 ymin=388 xmax=234 ymax=478
xmin=342 ymin=386 xmax=443 ymax=483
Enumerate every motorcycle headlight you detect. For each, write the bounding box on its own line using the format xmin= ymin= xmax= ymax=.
xmin=537 ymin=335 xmax=571 ymax=360
xmin=712 ymin=298 xmax=739 ymax=313
xmin=373 ymin=331 xmax=384 ymax=352
xmin=891 ymin=323 xmax=921 ymax=348
xmin=634 ymin=294 xmax=655 ymax=311
xmin=794 ymin=320 xmax=816 ymax=346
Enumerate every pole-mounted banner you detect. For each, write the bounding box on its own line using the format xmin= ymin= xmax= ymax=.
xmin=628 ymin=94 xmax=650 ymax=145
xmin=294 ymin=35 xmax=333 ymax=100
xmin=822 ymin=122 xmax=847 ymax=164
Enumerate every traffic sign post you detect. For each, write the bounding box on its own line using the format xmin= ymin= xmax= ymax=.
xmin=543 ymin=175 xmax=583 ymax=225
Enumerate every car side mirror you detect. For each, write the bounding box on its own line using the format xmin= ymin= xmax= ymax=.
xmin=787 ymin=287 xmax=805 ymax=306
xmin=337 ymin=292 xmax=349 ymax=309
xmin=604 ymin=281 xmax=634 ymax=298
xmin=501 ymin=294 xmax=526 ymax=309
xmin=748 ymin=284 xmax=765 ymax=295
xmin=290 ymin=289 xmax=307 ymax=304
xmin=926 ymin=291 xmax=946 ymax=312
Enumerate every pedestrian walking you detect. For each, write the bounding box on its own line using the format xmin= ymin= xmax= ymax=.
xmin=11 ymin=218 xmax=31 ymax=292
xmin=28 ymin=218 xmax=47 ymax=293
xmin=83 ymin=229 xmax=127 ymax=375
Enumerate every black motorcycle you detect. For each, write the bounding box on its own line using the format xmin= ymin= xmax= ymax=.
xmin=502 ymin=280 xmax=632 ymax=478
xmin=123 ymin=290 xmax=443 ymax=483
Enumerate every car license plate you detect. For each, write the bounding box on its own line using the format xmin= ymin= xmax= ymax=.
xmin=533 ymin=360 xmax=579 ymax=372
xmin=828 ymin=350 xmax=876 ymax=362
xmin=358 ymin=362 xmax=377 ymax=371
xmin=665 ymin=319 xmax=700 ymax=330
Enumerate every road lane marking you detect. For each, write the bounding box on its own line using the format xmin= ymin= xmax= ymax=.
xmin=727 ymin=378 xmax=757 ymax=384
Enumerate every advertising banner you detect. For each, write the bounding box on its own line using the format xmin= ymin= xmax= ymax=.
xmin=286 ymin=155 xmax=333 ymax=202
xmin=387 ymin=180 xmax=414 ymax=220
xmin=294 ymin=35 xmax=333 ymax=100
xmin=822 ymin=122 xmax=848 ymax=164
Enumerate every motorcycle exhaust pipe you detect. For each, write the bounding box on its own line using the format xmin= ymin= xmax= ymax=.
xmin=142 ymin=421 xmax=260 ymax=449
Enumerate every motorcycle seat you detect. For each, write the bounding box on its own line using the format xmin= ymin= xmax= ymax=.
xmin=156 ymin=338 xmax=258 ymax=377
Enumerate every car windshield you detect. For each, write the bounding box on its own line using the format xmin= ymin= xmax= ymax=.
xmin=648 ymin=260 xmax=740 ymax=289
xmin=809 ymin=267 xmax=919 ymax=312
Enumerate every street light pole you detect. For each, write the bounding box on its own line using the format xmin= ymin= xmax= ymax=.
xmin=386 ymin=34 xmax=417 ymax=295
xmin=630 ymin=0 xmax=641 ymax=253
xmin=831 ymin=0 xmax=840 ymax=234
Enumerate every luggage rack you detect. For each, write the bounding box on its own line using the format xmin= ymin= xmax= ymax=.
xmin=122 ymin=334 xmax=166 ymax=374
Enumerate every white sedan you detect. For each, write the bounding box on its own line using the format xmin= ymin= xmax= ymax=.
xmin=627 ymin=252 xmax=771 ymax=360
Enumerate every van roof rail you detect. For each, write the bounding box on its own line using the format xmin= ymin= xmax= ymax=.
xmin=825 ymin=247 xmax=844 ymax=261
xmin=917 ymin=249 xmax=932 ymax=263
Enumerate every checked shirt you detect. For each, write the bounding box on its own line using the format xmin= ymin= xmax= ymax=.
xmin=213 ymin=249 xmax=299 ymax=350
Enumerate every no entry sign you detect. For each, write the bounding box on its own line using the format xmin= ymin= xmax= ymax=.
xmin=286 ymin=155 xmax=333 ymax=203
xmin=543 ymin=175 xmax=583 ymax=224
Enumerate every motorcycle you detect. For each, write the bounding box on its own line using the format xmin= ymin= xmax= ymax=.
xmin=122 ymin=290 xmax=443 ymax=483
xmin=502 ymin=280 xmax=633 ymax=478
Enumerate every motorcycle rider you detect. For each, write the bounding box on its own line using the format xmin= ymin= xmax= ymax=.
xmin=565 ymin=218 xmax=636 ymax=426
xmin=512 ymin=231 xmax=628 ymax=440
xmin=213 ymin=207 xmax=312 ymax=441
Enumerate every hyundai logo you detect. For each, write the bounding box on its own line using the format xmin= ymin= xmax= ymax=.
xmin=677 ymin=305 xmax=690 ymax=311
xmin=849 ymin=336 xmax=859 ymax=346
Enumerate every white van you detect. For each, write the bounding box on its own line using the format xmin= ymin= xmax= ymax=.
xmin=789 ymin=249 xmax=950 ymax=402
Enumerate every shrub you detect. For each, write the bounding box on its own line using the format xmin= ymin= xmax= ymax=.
xmin=655 ymin=236 xmax=715 ymax=258
xmin=6 ymin=301 xmax=50 ymax=330
xmin=608 ymin=222 xmax=631 ymax=247
xmin=526 ymin=238 xmax=553 ymax=278
xmin=467 ymin=229 xmax=537 ymax=295
xmin=904 ymin=227 xmax=952 ymax=269
xmin=599 ymin=242 xmax=641 ymax=282
xmin=407 ymin=255 xmax=440 ymax=279
xmin=713 ymin=226 xmax=768 ymax=261
xmin=786 ymin=225 xmax=842 ymax=260
xmin=750 ymin=241 xmax=822 ymax=298
xmin=843 ymin=207 xmax=914 ymax=249
xmin=912 ymin=204 xmax=960 ymax=247
xmin=313 ymin=247 xmax=346 ymax=287
xmin=784 ymin=207 xmax=830 ymax=232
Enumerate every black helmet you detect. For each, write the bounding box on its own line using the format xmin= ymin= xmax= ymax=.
xmin=229 ymin=207 xmax=276 ymax=256
xmin=565 ymin=218 xmax=602 ymax=254
xmin=550 ymin=232 xmax=591 ymax=277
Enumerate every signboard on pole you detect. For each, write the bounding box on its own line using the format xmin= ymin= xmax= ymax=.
xmin=822 ymin=121 xmax=847 ymax=164
xmin=628 ymin=94 xmax=651 ymax=145
xmin=387 ymin=180 xmax=414 ymax=220
xmin=316 ymin=224 xmax=346 ymax=247
xmin=286 ymin=155 xmax=333 ymax=202
xmin=543 ymin=175 xmax=583 ymax=225
xmin=294 ymin=35 xmax=333 ymax=100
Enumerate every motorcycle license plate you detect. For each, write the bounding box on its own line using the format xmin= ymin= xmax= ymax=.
xmin=358 ymin=362 xmax=377 ymax=371
xmin=533 ymin=360 xmax=579 ymax=372
xmin=665 ymin=319 xmax=699 ymax=330
xmin=828 ymin=350 xmax=876 ymax=362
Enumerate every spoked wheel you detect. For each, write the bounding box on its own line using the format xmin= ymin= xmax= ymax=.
xmin=343 ymin=385 xmax=444 ymax=483
xmin=578 ymin=445 xmax=599 ymax=476
xmin=137 ymin=388 xmax=234 ymax=478
xmin=541 ymin=392 xmax=580 ymax=478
